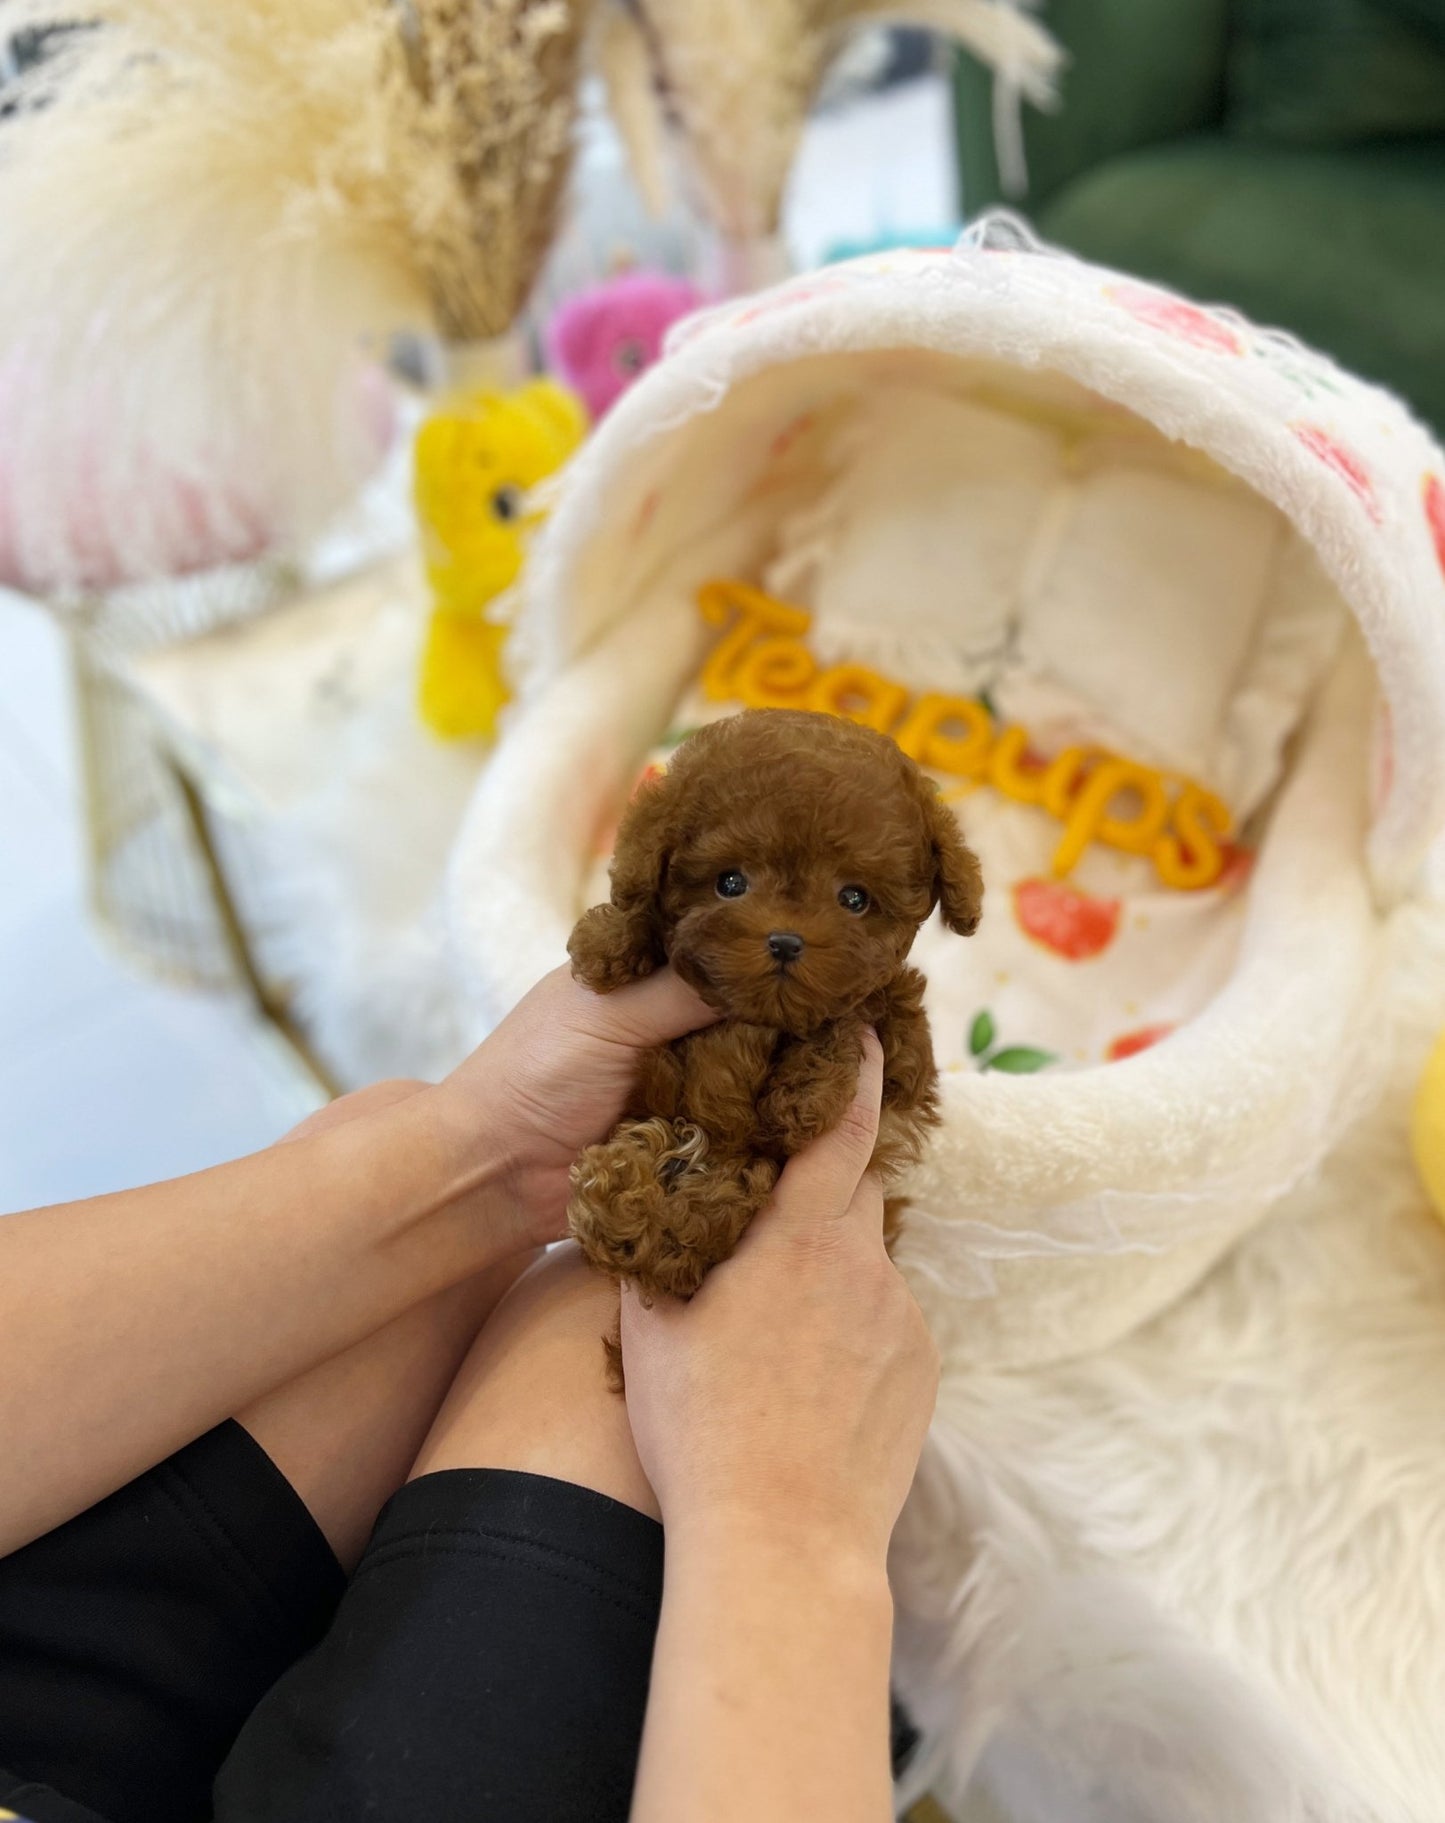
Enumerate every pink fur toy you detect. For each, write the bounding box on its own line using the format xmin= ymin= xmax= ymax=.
xmin=545 ymin=271 xmax=705 ymax=420
xmin=0 ymin=352 xmax=396 ymax=595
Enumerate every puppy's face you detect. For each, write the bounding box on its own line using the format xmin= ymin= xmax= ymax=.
xmin=600 ymin=711 xmax=982 ymax=1037
xmin=662 ymin=812 xmax=928 ymax=1034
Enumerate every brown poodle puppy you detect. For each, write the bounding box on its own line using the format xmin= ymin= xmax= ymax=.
xmin=567 ymin=708 xmax=982 ymax=1330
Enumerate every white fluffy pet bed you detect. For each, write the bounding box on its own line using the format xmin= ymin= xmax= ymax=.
xmin=448 ymin=220 xmax=1445 ymax=1820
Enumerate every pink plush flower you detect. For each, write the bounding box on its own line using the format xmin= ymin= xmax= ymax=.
xmin=546 ymin=272 xmax=704 ymax=420
xmin=1106 ymin=284 xmax=1243 ymax=356
xmin=1424 ymin=472 xmax=1445 ymax=577
xmin=1293 ymin=423 xmax=1383 ymax=524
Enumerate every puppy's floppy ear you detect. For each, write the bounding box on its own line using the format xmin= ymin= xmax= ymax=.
xmin=919 ymin=783 xmax=983 ymax=936
xmin=568 ymin=765 xmax=680 ymax=991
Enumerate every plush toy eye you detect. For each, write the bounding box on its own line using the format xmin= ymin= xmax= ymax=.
xmin=490 ymin=484 xmax=525 ymax=523
xmin=838 ymin=885 xmax=870 ymax=914
xmin=613 ymin=337 xmax=647 ymax=375
xmin=716 ymin=870 xmax=749 ymax=899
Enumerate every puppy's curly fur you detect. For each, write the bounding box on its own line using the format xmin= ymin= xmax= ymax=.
xmin=568 ymin=709 xmax=982 ymax=1355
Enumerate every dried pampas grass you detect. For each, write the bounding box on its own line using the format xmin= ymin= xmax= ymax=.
xmin=595 ymin=0 xmax=1061 ymax=241
xmin=0 ymin=0 xmax=589 ymax=591
xmin=397 ymin=0 xmax=589 ymax=337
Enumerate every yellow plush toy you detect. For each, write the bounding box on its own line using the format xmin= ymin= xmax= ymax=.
xmin=1411 ymin=1026 xmax=1445 ymax=1224
xmin=414 ymin=378 xmax=588 ymax=740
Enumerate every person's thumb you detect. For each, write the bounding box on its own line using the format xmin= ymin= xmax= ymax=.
xmin=618 ymin=1275 xmax=689 ymax=1378
xmin=568 ymin=965 xmax=719 ymax=1049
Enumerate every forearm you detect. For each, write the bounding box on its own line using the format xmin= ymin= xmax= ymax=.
xmin=631 ymin=1521 xmax=897 ymax=1823
xmin=0 ymin=1085 xmax=514 ymax=1553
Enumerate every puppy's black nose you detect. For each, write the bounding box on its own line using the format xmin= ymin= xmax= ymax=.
xmin=768 ymin=931 xmax=805 ymax=964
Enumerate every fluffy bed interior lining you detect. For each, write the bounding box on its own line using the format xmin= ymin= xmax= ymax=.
xmin=561 ymin=365 xmax=1355 ymax=1078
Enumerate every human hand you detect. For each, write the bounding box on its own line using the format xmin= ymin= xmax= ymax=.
xmin=276 ymin=1079 xmax=429 ymax=1144
xmin=620 ymin=1032 xmax=940 ymax=1573
xmin=437 ymin=965 xmax=717 ymax=1253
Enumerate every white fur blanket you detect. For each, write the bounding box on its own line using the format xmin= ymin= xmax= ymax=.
xmin=894 ymin=900 xmax=1445 ymax=1823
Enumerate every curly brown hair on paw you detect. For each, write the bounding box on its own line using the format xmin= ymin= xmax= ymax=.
xmin=567 ymin=903 xmax=660 ymax=992
xmin=569 ymin=1117 xmax=777 ymax=1300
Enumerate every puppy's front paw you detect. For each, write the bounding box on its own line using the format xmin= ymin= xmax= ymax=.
xmin=757 ymin=1025 xmax=861 ymax=1152
xmin=567 ymin=903 xmax=660 ymax=992
xmin=568 ymin=1118 xmax=706 ymax=1294
xmin=568 ymin=1119 xmax=776 ymax=1301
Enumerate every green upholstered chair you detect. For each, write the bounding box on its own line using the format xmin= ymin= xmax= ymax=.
xmin=953 ymin=0 xmax=1445 ymax=435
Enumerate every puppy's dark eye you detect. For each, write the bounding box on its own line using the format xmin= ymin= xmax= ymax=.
xmin=838 ymin=885 xmax=870 ymax=915
xmin=490 ymin=484 xmax=525 ymax=523
xmin=716 ymin=870 xmax=749 ymax=900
